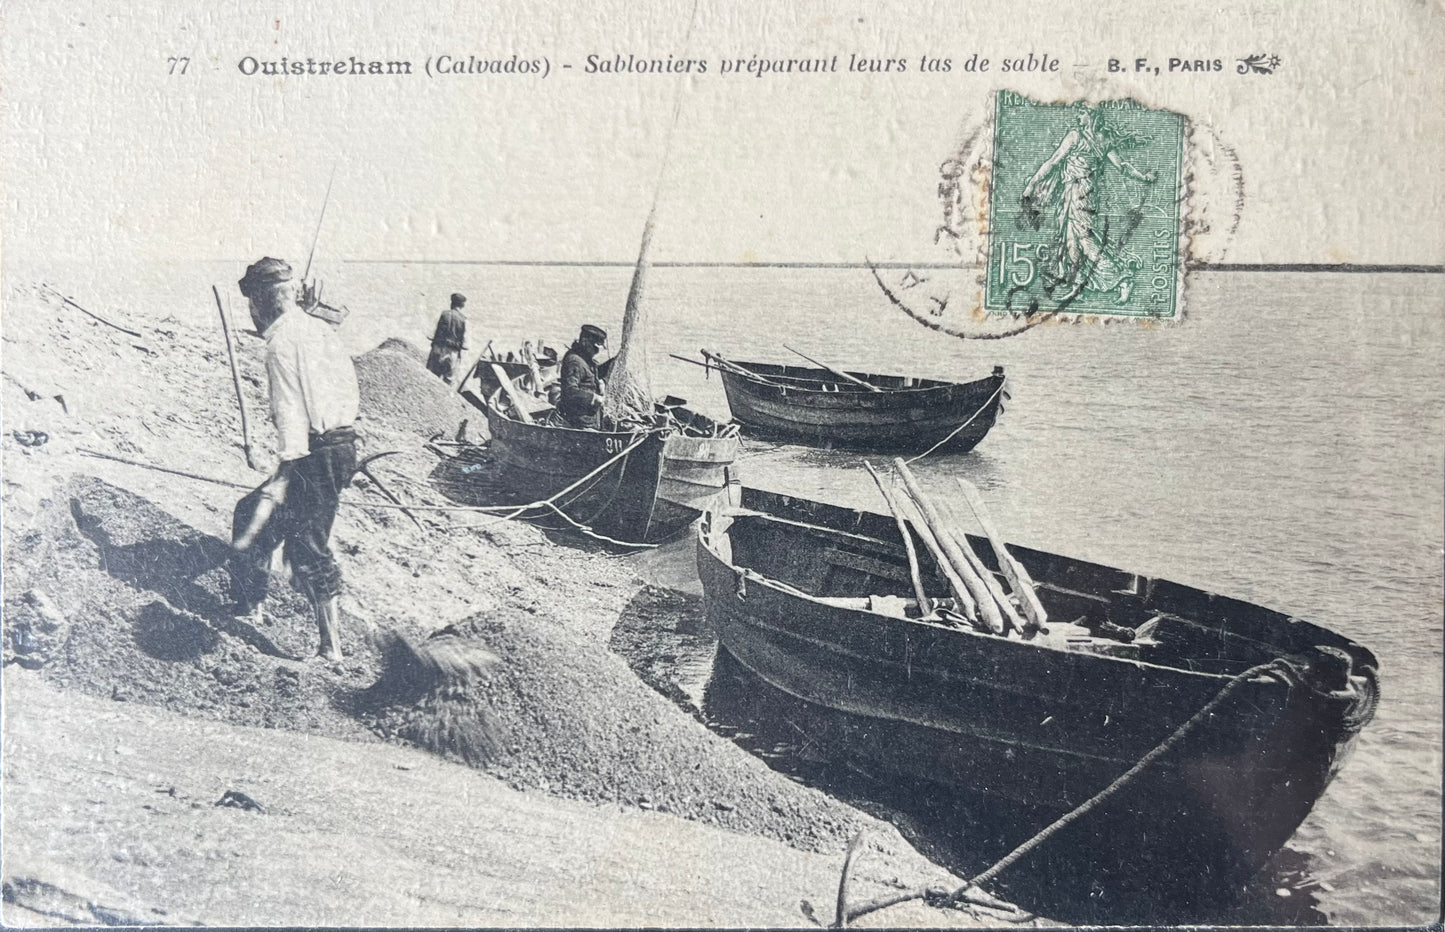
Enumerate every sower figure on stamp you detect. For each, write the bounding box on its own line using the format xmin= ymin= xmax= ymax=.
xmin=426 ymin=292 xmax=468 ymax=384
xmin=558 ymin=324 xmax=608 ymax=429
xmin=1020 ymin=106 xmax=1156 ymax=304
xmin=229 ymin=257 xmax=360 ymax=662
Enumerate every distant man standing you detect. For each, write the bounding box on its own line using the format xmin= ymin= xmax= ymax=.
xmin=427 ymin=293 xmax=468 ymax=384
xmin=230 ymin=257 xmax=360 ymax=662
xmin=558 ymin=324 xmax=607 ymax=429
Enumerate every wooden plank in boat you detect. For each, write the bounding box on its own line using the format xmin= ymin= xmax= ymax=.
xmin=821 ymin=547 xmax=913 ymax=585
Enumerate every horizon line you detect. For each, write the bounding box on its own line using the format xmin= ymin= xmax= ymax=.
xmin=340 ymin=259 xmax=1445 ymax=274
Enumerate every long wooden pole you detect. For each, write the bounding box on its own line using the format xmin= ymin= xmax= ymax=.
xmin=783 ymin=344 xmax=881 ymax=392
xmin=213 ymin=285 xmax=257 ymax=470
xmin=955 ymin=478 xmax=1047 ymax=632
xmin=303 ymin=163 xmax=338 ymax=284
xmin=44 ymin=285 xmax=144 ymax=339
xmin=944 ymin=524 xmax=1027 ymax=636
xmin=862 ymin=462 xmax=932 ymax=616
xmin=887 ymin=481 xmax=978 ymax=623
xmin=893 ymin=458 xmax=1004 ymax=634
xmin=700 ymin=349 xmax=787 ymax=387
xmin=491 ymin=364 xmax=535 ymax=425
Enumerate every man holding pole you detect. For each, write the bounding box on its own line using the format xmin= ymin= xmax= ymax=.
xmin=229 ymin=257 xmax=359 ymax=662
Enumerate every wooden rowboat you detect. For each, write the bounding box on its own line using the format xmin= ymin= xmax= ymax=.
xmin=483 ymin=396 xmax=685 ymax=543
xmin=697 ymin=488 xmax=1379 ymax=906
xmin=462 ymin=358 xmax=742 ymax=517
xmin=710 ymin=357 xmax=1007 ymax=453
xmin=653 ymin=397 xmax=742 ymax=512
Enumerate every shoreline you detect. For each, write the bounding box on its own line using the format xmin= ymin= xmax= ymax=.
xmin=0 ymin=277 xmax=1026 ymax=927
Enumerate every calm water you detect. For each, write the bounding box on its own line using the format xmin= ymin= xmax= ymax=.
xmin=16 ymin=259 xmax=1443 ymax=924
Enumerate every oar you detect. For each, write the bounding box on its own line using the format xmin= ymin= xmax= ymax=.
xmin=893 ymin=458 xmax=1004 ymax=634
xmin=491 ymin=364 xmax=534 ymax=425
xmin=783 ymin=344 xmax=881 ymax=392
xmin=955 ymin=478 xmax=1047 ymax=632
xmin=700 ymin=350 xmax=787 ymax=387
xmin=863 ymin=461 xmax=933 ymax=616
xmin=668 ymin=353 xmax=714 ymax=370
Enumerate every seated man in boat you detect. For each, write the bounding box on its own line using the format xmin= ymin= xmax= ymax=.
xmin=558 ymin=324 xmax=607 ymax=429
xmin=229 ymin=256 xmax=360 ymax=663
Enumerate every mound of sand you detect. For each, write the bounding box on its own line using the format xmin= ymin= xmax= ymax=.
xmin=364 ymin=607 xmax=866 ymax=854
xmin=5 ymin=472 xmax=867 ymax=858
xmin=354 ymin=340 xmax=475 ymax=441
xmin=3 ymin=476 xmax=380 ymax=739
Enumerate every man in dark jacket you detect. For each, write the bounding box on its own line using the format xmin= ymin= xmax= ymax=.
xmin=426 ymin=293 xmax=468 ymax=384
xmin=558 ymin=324 xmax=607 ymax=429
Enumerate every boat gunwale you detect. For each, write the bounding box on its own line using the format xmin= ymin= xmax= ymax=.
xmin=700 ymin=500 xmax=1384 ymax=691
xmin=721 ymin=360 xmax=1000 ymax=397
xmin=485 ymin=392 xmax=671 ymax=445
xmin=699 ymin=506 xmax=1259 ymax=683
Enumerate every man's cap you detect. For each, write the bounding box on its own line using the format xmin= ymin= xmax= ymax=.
xmin=580 ymin=324 xmax=607 ymax=343
xmin=450 ymin=293 xmax=467 ymax=308
xmin=238 ymin=258 xmax=293 ymax=299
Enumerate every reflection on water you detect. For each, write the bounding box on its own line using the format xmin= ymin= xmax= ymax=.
xmin=610 ymin=582 xmax=1339 ymax=925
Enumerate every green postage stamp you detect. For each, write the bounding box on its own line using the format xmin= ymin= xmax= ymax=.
xmin=986 ymin=91 xmax=1186 ymax=320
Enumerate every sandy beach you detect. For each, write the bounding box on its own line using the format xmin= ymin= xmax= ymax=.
xmin=0 ymin=276 xmax=1035 ymax=927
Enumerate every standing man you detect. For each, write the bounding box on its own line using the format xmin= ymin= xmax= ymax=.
xmin=230 ymin=257 xmax=360 ymax=662
xmin=427 ymin=293 xmax=468 ymax=384
xmin=558 ymin=324 xmax=607 ymax=429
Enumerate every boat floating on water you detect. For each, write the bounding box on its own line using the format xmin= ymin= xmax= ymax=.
xmin=698 ymin=351 xmax=1007 ymax=453
xmin=697 ymin=486 xmax=1379 ymax=905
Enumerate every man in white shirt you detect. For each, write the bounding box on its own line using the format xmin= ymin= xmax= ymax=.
xmin=229 ymin=257 xmax=360 ymax=662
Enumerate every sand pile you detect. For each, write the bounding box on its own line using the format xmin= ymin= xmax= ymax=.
xmin=2 ymin=476 xmax=380 ymax=739
xmin=365 ymin=607 xmax=868 ymax=854
xmin=3 ymin=471 xmax=865 ymax=857
xmin=0 ymin=317 xmax=941 ymax=879
xmin=354 ymin=339 xmax=476 ymax=442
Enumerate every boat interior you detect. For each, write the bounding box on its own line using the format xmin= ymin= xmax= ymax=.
xmin=729 ymin=360 xmax=959 ymax=392
xmin=709 ymin=491 xmax=1375 ymax=682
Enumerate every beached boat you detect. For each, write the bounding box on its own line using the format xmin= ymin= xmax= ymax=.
xmin=482 ymin=394 xmax=680 ymax=543
xmin=697 ymin=487 xmax=1379 ymax=903
xmin=462 ymin=357 xmax=741 ymax=516
xmin=708 ymin=356 xmax=1007 ymax=453
xmin=652 ymin=398 xmax=742 ymax=512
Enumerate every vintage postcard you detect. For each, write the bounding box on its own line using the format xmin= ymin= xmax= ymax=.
xmin=2 ymin=0 xmax=1441 ymax=928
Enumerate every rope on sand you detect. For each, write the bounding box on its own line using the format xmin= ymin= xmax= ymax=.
xmin=79 ymin=432 xmax=661 ymax=547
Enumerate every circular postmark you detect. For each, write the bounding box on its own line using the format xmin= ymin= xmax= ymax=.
xmin=878 ymin=91 xmax=1243 ymax=338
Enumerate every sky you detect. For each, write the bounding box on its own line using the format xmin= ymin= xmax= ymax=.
xmin=3 ymin=0 xmax=1443 ymax=267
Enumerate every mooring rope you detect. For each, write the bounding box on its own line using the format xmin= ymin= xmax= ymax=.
xmin=901 ymin=382 xmax=1005 ymax=466
xmin=834 ymin=656 xmax=1298 ymax=927
xmin=79 ymin=431 xmax=659 ymax=545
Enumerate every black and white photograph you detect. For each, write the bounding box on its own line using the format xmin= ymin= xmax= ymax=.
xmin=2 ymin=1 xmax=1441 ymax=927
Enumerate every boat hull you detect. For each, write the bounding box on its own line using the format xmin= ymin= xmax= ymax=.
xmin=718 ymin=363 xmax=1004 ymax=452
xmin=696 ymin=489 xmax=1378 ymax=906
xmin=484 ymin=403 xmax=674 ymax=542
xmin=659 ymin=432 xmax=742 ymax=511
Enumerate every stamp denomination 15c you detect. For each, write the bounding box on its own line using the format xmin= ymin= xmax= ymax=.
xmin=986 ymin=91 xmax=1185 ymax=320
